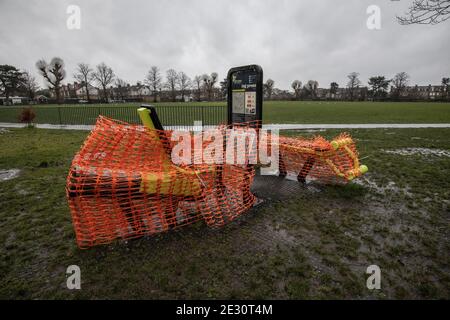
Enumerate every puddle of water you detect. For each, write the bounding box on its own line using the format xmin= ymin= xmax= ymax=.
xmin=354 ymin=176 xmax=413 ymax=197
xmin=383 ymin=148 xmax=450 ymax=158
xmin=0 ymin=169 xmax=21 ymax=181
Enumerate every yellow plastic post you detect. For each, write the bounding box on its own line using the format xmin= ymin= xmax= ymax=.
xmin=359 ymin=164 xmax=368 ymax=174
xmin=137 ymin=107 xmax=156 ymax=130
xmin=330 ymin=137 xmax=353 ymax=150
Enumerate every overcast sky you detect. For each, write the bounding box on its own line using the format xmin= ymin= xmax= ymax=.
xmin=0 ymin=0 xmax=449 ymax=90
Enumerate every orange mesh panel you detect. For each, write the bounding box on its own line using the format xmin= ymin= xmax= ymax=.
xmin=277 ymin=132 xmax=363 ymax=184
xmin=66 ymin=116 xmax=256 ymax=248
xmin=66 ymin=116 xmax=365 ymax=248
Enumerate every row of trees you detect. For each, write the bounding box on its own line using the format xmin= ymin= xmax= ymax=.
xmin=261 ymin=72 xmax=450 ymax=101
xmin=347 ymin=71 xmax=449 ymax=101
xmin=1 ymin=59 xmax=449 ymax=104
xmin=0 ymin=58 xmax=221 ymax=104
xmin=36 ymin=57 xmax=220 ymax=103
xmin=145 ymin=67 xmax=219 ymax=102
xmin=0 ymin=65 xmax=39 ymax=103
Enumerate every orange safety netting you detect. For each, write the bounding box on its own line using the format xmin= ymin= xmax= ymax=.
xmin=277 ymin=133 xmax=367 ymax=184
xmin=66 ymin=115 xmax=367 ymax=248
xmin=67 ymin=116 xmax=257 ymax=248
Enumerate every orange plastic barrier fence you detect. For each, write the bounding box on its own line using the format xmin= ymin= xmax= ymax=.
xmin=67 ymin=116 xmax=256 ymax=248
xmin=66 ymin=116 xmax=367 ymax=248
xmin=277 ymin=133 xmax=367 ymax=184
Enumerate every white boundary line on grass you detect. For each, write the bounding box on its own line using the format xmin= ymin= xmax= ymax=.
xmin=1 ymin=122 xmax=450 ymax=131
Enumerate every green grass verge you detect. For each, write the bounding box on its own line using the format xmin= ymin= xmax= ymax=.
xmin=1 ymin=101 xmax=449 ymax=125
xmin=0 ymin=127 xmax=449 ymax=299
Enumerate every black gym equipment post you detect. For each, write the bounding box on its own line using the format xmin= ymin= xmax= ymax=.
xmin=224 ymin=65 xmax=264 ymax=203
xmin=227 ymin=64 xmax=263 ymax=127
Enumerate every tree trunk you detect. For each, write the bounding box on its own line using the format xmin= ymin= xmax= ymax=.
xmin=5 ymin=90 xmax=10 ymax=104
xmin=102 ymin=85 xmax=108 ymax=102
xmin=55 ymin=86 xmax=61 ymax=104
xmin=172 ymin=87 xmax=176 ymax=102
xmin=86 ymin=84 xmax=90 ymax=102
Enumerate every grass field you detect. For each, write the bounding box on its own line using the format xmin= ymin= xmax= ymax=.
xmin=0 ymin=126 xmax=449 ymax=299
xmin=1 ymin=101 xmax=450 ymax=125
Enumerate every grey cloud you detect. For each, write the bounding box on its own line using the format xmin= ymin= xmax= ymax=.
xmin=0 ymin=0 xmax=448 ymax=90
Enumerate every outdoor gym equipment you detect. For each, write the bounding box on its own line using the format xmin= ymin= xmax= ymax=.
xmin=66 ymin=65 xmax=368 ymax=248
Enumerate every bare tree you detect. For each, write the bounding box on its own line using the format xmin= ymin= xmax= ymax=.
xmin=397 ymin=0 xmax=450 ymax=25
xmin=219 ymin=78 xmax=228 ymax=100
xmin=392 ymin=72 xmax=410 ymax=99
xmin=264 ymin=79 xmax=275 ymax=100
xmin=291 ymin=80 xmax=302 ymax=100
xmin=193 ymin=75 xmax=203 ymax=101
xmin=22 ymin=71 xmax=39 ymax=100
xmin=304 ymin=80 xmax=319 ymax=99
xmin=165 ymin=69 xmax=178 ymax=102
xmin=114 ymin=78 xmax=128 ymax=100
xmin=347 ymin=72 xmax=361 ymax=100
xmin=178 ymin=71 xmax=191 ymax=102
xmin=93 ymin=62 xmax=115 ymax=101
xmin=202 ymin=72 xmax=218 ymax=101
xmin=74 ymin=63 xmax=94 ymax=102
xmin=36 ymin=57 xmax=66 ymax=104
xmin=145 ymin=66 xmax=162 ymax=102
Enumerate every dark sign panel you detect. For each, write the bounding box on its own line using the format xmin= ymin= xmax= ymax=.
xmin=227 ymin=65 xmax=263 ymax=127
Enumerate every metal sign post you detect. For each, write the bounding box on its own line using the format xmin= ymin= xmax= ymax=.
xmin=227 ymin=65 xmax=263 ymax=127
xmin=225 ymin=65 xmax=264 ymax=198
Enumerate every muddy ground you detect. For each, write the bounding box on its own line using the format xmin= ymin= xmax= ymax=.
xmin=0 ymin=127 xmax=449 ymax=299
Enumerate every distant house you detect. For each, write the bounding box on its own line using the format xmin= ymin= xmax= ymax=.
xmin=75 ymin=84 xmax=99 ymax=100
xmin=11 ymin=96 xmax=26 ymax=104
xmin=333 ymin=88 xmax=347 ymax=100
xmin=128 ymin=85 xmax=151 ymax=98
xmin=45 ymin=82 xmax=101 ymax=101
xmin=176 ymin=93 xmax=194 ymax=102
xmin=271 ymin=88 xmax=292 ymax=100
xmin=60 ymin=82 xmax=82 ymax=99
xmin=0 ymin=96 xmax=28 ymax=105
xmin=318 ymin=87 xmax=358 ymax=100
xmin=391 ymin=84 xmax=444 ymax=100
